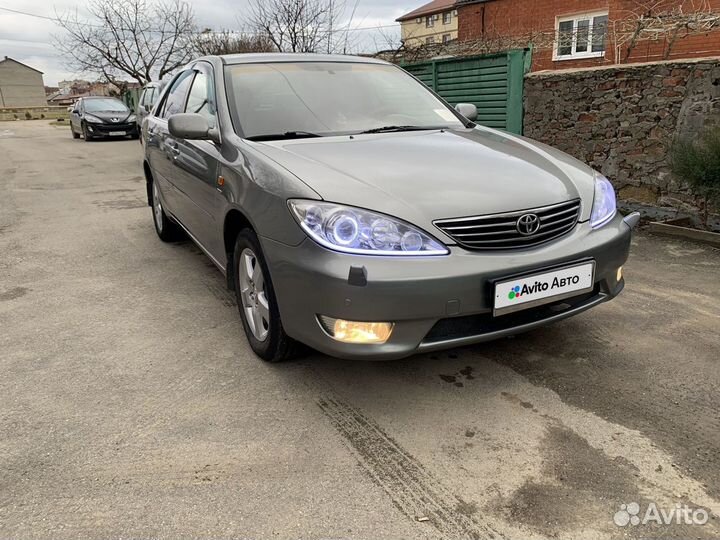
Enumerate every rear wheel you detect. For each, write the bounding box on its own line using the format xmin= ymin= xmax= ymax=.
xmin=233 ymin=229 xmax=300 ymax=362
xmin=151 ymin=180 xmax=182 ymax=242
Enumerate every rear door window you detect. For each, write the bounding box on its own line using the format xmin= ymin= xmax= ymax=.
xmin=159 ymin=71 xmax=194 ymax=119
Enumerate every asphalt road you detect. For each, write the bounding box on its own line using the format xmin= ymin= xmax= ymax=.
xmin=1 ymin=121 xmax=719 ymax=540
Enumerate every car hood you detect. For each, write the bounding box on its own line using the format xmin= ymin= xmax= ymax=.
xmin=86 ymin=111 xmax=133 ymax=123
xmin=251 ymin=127 xmax=597 ymax=241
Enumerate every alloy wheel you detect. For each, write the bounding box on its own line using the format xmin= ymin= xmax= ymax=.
xmin=238 ymin=248 xmax=270 ymax=342
xmin=152 ymin=182 xmax=163 ymax=232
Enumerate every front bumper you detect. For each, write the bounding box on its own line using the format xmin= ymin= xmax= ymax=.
xmin=86 ymin=122 xmax=138 ymax=137
xmin=262 ymin=213 xmax=633 ymax=360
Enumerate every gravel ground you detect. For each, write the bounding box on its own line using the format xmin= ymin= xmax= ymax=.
xmin=1 ymin=121 xmax=719 ymax=539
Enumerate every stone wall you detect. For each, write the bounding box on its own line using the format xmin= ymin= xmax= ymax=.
xmin=523 ymin=58 xmax=720 ymax=207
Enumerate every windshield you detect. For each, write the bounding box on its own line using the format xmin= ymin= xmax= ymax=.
xmin=224 ymin=62 xmax=466 ymax=138
xmin=84 ymin=98 xmax=129 ymax=113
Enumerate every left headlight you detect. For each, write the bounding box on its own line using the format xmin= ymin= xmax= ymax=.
xmin=590 ymin=173 xmax=617 ymax=229
xmin=288 ymin=200 xmax=449 ymax=256
xmin=127 ymin=114 xmax=137 ymax=123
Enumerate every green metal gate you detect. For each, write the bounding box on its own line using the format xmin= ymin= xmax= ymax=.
xmin=403 ymin=49 xmax=530 ymax=135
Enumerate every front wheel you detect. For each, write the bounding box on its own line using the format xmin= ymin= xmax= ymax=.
xmin=70 ymin=124 xmax=80 ymax=139
xmin=82 ymin=123 xmax=93 ymax=142
xmin=233 ymin=229 xmax=300 ymax=362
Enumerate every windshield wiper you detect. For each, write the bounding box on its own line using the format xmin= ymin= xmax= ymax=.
xmin=246 ymin=131 xmax=323 ymax=142
xmin=359 ymin=125 xmax=446 ymax=134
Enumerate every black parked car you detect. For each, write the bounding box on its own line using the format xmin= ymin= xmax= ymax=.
xmin=69 ymin=97 xmax=139 ymax=141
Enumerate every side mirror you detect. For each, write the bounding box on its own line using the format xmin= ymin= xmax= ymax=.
xmin=455 ymin=103 xmax=478 ymax=122
xmin=168 ymin=113 xmax=218 ymax=142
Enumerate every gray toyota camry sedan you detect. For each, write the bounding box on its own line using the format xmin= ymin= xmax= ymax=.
xmin=142 ymin=53 xmax=639 ymax=362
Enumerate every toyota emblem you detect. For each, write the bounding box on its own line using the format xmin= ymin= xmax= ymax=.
xmin=516 ymin=213 xmax=540 ymax=236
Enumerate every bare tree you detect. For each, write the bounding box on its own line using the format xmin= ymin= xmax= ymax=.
xmin=371 ymin=24 xmax=405 ymax=61
xmin=55 ymin=0 xmax=195 ymax=86
xmin=611 ymin=0 xmax=720 ymax=62
xmin=247 ymin=0 xmax=345 ymax=53
xmin=193 ymin=29 xmax=276 ymax=56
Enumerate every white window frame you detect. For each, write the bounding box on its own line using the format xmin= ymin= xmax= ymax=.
xmin=425 ymin=15 xmax=434 ymax=28
xmin=553 ymin=11 xmax=609 ymax=61
xmin=442 ymin=11 xmax=452 ymax=24
xmin=442 ymin=33 xmax=452 ymax=43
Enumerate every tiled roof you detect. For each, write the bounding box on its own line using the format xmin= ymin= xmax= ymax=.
xmin=396 ymin=0 xmax=456 ymax=22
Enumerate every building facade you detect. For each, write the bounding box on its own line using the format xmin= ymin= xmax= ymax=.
xmin=0 ymin=57 xmax=47 ymax=107
xmin=397 ymin=0 xmax=460 ymax=47
xmin=456 ymin=0 xmax=720 ymax=71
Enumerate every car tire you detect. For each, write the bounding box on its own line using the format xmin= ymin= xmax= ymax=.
xmin=150 ymin=180 xmax=182 ymax=242
xmin=232 ymin=229 xmax=300 ymax=362
xmin=82 ymin=123 xmax=93 ymax=142
xmin=70 ymin=125 xmax=80 ymax=139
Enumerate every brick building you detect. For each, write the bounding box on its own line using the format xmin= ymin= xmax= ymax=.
xmin=455 ymin=0 xmax=720 ymax=71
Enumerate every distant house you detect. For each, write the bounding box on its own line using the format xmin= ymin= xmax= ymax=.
xmin=455 ymin=0 xmax=720 ymax=72
xmin=47 ymin=92 xmax=88 ymax=108
xmin=396 ymin=0 xmax=459 ymax=48
xmin=0 ymin=56 xmax=47 ymax=107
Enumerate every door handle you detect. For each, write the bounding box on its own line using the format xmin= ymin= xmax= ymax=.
xmin=166 ymin=141 xmax=180 ymax=159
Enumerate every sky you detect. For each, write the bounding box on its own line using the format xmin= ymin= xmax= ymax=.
xmin=0 ymin=0 xmax=415 ymax=86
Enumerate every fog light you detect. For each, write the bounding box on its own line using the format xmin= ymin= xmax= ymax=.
xmin=319 ymin=316 xmax=393 ymax=344
xmin=617 ymin=266 xmax=623 ymax=282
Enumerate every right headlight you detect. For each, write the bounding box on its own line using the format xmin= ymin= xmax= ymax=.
xmin=590 ymin=173 xmax=617 ymax=229
xmin=288 ymin=200 xmax=449 ymax=256
xmin=84 ymin=114 xmax=103 ymax=123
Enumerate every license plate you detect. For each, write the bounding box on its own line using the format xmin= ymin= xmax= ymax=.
xmin=109 ymin=131 xmax=126 ymax=136
xmin=494 ymin=261 xmax=595 ymax=316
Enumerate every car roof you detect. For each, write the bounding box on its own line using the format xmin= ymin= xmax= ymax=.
xmin=83 ymin=96 xmax=123 ymax=100
xmin=218 ymin=53 xmax=390 ymax=66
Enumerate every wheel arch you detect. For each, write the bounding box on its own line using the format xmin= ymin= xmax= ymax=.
xmin=223 ymin=208 xmax=255 ymax=290
xmin=143 ymin=160 xmax=153 ymax=206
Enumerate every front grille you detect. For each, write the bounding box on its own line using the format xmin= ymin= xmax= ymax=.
xmin=92 ymin=123 xmax=135 ymax=133
xmin=434 ymin=199 xmax=581 ymax=250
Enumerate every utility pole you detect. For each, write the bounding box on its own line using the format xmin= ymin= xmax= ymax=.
xmin=327 ymin=0 xmax=334 ymax=53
